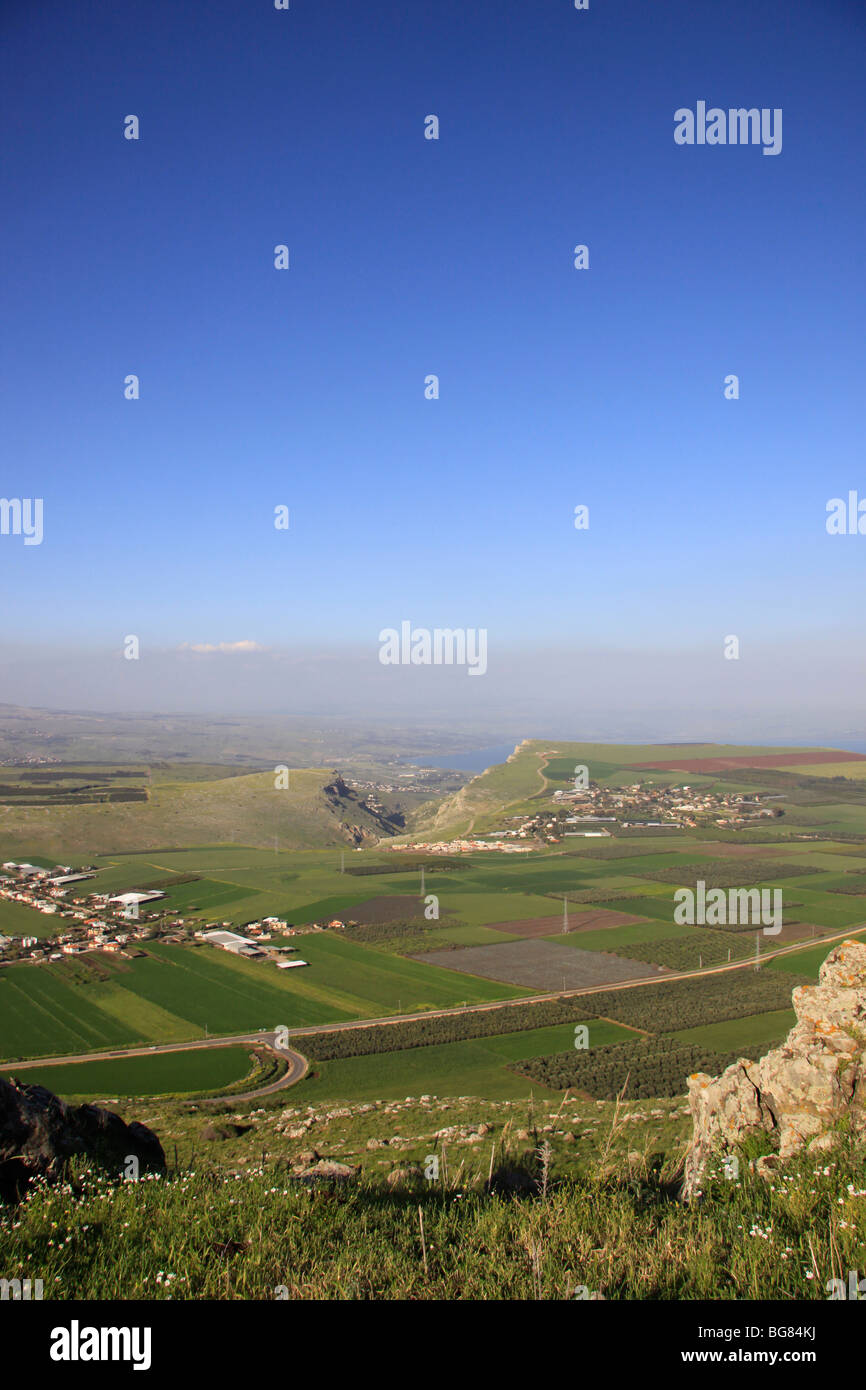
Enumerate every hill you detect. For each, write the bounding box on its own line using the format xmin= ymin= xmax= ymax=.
xmin=0 ymin=769 xmax=401 ymax=859
xmin=409 ymin=738 xmax=862 ymax=839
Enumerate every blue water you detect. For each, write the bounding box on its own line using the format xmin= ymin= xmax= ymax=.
xmin=407 ymin=743 xmax=520 ymax=773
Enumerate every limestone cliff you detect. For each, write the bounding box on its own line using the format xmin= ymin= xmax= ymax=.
xmin=682 ymin=939 xmax=866 ymax=1196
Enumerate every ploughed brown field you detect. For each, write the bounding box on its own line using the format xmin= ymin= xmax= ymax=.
xmin=346 ymin=895 xmax=429 ymax=923
xmin=486 ymin=909 xmax=649 ymax=937
xmin=631 ymin=751 xmax=866 ymax=773
xmin=410 ymin=939 xmax=671 ymax=991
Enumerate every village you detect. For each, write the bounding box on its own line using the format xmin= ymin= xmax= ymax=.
xmin=390 ymin=779 xmax=785 ymax=856
xmin=0 ymin=860 xmax=357 ymax=969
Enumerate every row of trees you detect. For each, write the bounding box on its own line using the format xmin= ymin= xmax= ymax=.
xmin=298 ymin=996 xmax=599 ymax=1060
xmin=513 ymin=1037 xmax=772 ymax=1099
xmin=297 ymin=969 xmax=803 ymax=1061
xmin=576 ymin=971 xmax=803 ymax=1034
xmin=643 ymin=860 xmax=817 ymax=889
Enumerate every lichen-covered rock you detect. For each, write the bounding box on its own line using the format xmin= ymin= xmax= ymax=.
xmin=682 ymin=940 xmax=866 ymax=1198
xmin=0 ymin=1076 xmax=165 ymax=1201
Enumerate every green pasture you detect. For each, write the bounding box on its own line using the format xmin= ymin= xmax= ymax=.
xmin=1 ymin=1045 xmax=256 ymax=1099
xmin=670 ymin=1009 xmax=796 ymax=1052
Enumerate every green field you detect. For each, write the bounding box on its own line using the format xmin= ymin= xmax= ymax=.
xmin=297 ymin=1018 xmax=634 ymax=1101
xmin=5 ymin=739 xmax=866 ymax=1111
xmin=0 ymin=934 xmax=526 ymax=1062
xmin=765 ymin=931 xmax=866 ymax=980
xmin=1 ymin=1045 xmax=256 ymax=1099
xmin=0 ymin=897 xmax=66 ymax=938
xmin=670 ymin=1009 xmax=796 ymax=1052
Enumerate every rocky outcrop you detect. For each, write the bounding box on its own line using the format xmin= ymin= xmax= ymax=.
xmin=682 ymin=940 xmax=866 ymax=1197
xmin=0 ymin=1076 xmax=165 ymax=1201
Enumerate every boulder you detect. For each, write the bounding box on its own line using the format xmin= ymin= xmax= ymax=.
xmin=682 ymin=940 xmax=866 ymax=1198
xmin=295 ymin=1158 xmax=359 ymax=1182
xmin=0 ymin=1076 xmax=165 ymax=1202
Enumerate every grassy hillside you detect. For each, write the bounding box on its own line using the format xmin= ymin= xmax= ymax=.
xmin=0 ymin=768 xmax=395 ymax=858
xmin=2 ymin=1087 xmax=864 ymax=1300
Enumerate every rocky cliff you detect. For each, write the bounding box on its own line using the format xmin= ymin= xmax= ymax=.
xmin=682 ymin=939 xmax=866 ymax=1197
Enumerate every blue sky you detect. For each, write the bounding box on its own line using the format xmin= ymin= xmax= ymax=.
xmin=1 ymin=0 xmax=864 ymax=728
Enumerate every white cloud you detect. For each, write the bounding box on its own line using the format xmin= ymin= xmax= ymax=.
xmin=180 ymin=640 xmax=266 ymax=655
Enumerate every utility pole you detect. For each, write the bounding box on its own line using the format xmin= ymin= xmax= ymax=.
xmin=754 ymin=933 xmax=761 ymax=972
xmin=420 ymin=866 xmax=425 ymax=896
xmin=562 ymin=895 xmax=568 ymax=934
xmin=340 ymin=851 xmax=345 ymax=874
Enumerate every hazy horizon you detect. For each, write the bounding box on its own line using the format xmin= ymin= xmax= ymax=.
xmin=2 ymin=635 xmax=865 ymax=749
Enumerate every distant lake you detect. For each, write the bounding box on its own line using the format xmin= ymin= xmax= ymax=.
xmin=405 ymin=743 xmax=520 ymax=773
xmin=403 ymin=736 xmax=866 ymax=776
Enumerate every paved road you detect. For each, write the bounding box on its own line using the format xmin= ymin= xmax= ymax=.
xmin=5 ymin=1032 xmax=308 ymax=1104
xmin=4 ymin=924 xmax=861 ymax=1101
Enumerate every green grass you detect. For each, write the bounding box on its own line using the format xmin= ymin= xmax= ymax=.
xmin=0 ymin=933 xmax=527 ymax=1063
xmin=283 ymin=933 xmax=527 ymax=1014
xmin=2 ymin=1141 xmax=864 ymax=1300
xmin=430 ymin=891 xmax=564 ymax=926
xmin=0 ymin=897 xmax=67 ymax=938
xmin=0 ymin=964 xmax=146 ymax=1059
xmin=670 ymin=1009 xmax=796 ymax=1051
xmin=1 ymin=1046 xmax=256 ymax=1099
xmin=766 ymin=931 xmax=866 ymax=979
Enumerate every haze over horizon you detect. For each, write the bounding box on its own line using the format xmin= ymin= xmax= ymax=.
xmin=1 ymin=635 xmax=865 ymax=750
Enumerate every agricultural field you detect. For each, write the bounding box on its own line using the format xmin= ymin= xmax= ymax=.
xmin=0 ymin=1045 xmax=256 ymax=1100
xmin=299 ymin=1018 xmax=634 ymax=1102
xmin=3 ymin=739 xmax=866 ymax=1106
xmin=290 ymin=966 xmax=809 ymax=1104
xmin=0 ymin=933 xmax=525 ymax=1064
xmin=410 ymin=938 xmax=670 ymax=990
xmin=0 ymin=897 xmax=67 ymax=939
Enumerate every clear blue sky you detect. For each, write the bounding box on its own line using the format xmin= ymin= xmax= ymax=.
xmin=1 ymin=0 xmax=864 ymax=725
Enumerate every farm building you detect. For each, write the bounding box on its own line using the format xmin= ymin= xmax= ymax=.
xmin=110 ymin=890 xmax=166 ymax=907
xmin=197 ymin=928 xmax=266 ymax=958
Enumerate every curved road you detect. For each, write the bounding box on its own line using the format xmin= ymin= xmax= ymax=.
xmin=5 ymin=1032 xmax=309 ymax=1105
xmin=4 ymin=924 xmax=862 ymax=1102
